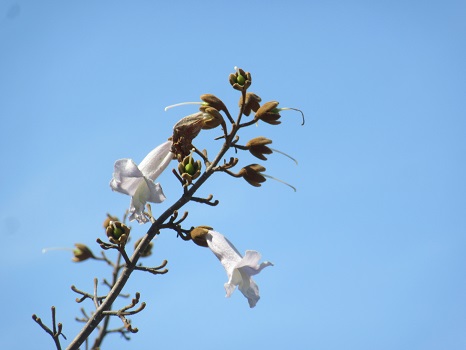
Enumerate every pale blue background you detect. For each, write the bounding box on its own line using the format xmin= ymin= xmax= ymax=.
xmin=1 ymin=1 xmax=465 ymax=349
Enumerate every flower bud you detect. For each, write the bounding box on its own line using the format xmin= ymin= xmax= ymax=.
xmin=103 ymin=214 xmax=119 ymax=229
xmin=239 ymin=164 xmax=267 ymax=187
xmin=200 ymin=94 xmax=228 ymax=115
xmin=72 ymin=243 xmax=95 ymax=262
xmin=201 ymin=107 xmax=224 ymax=130
xmin=240 ymin=92 xmax=262 ymax=116
xmin=106 ymin=221 xmax=130 ymax=246
xmin=245 ymin=137 xmax=273 ymax=160
xmin=254 ymin=101 xmax=281 ymax=125
xmin=229 ymin=67 xmax=252 ymax=91
xmin=190 ymin=226 xmax=213 ymax=247
xmin=178 ymin=151 xmax=202 ymax=185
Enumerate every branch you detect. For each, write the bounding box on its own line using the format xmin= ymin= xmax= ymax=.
xmin=67 ymin=76 xmax=250 ymax=349
xmin=32 ymin=306 xmax=66 ymax=350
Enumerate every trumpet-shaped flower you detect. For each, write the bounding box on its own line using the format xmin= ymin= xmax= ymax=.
xmin=206 ymin=230 xmax=273 ymax=308
xmin=110 ymin=140 xmax=173 ymax=223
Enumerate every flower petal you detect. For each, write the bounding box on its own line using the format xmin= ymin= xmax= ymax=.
xmin=236 ymin=250 xmax=274 ymax=277
xmin=206 ymin=230 xmax=242 ymax=275
xmin=206 ymin=230 xmax=272 ymax=308
xmin=237 ymin=272 xmax=260 ymax=308
xmin=139 ymin=140 xmax=174 ymax=181
xmin=127 ymin=178 xmax=166 ymax=224
xmin=110 ymin=158 xmax=145 ymax=196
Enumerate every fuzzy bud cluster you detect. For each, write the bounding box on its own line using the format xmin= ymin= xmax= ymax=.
xmin=106 ymin=221 xmax=130 ymax=246
xmin=178 ymin=152 xmax=202 ymax=185
xmin=229 ymin=67 xmax=252 ymax=91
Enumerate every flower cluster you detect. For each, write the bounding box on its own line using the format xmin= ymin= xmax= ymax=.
xmin=34 ymin=67 xmax=304 ymax=350
xmin=107 ymin=67 xmax=302 ymax=306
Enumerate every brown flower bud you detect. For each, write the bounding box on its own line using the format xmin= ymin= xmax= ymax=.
xmin=201 ymin=107 xmax=224 ymax=130
xmin=254 ymin=101 xmax=281 ymax=125
xmin=103 ymin=214 xmax=119 ymax=229
xmin=72 ymin=243 xmax=95 ymax=262
xmin=246 ymin=137 xmax=273 ymax=160
xmin=106 ymin=221 xmax=130 ymax=246
xmin=239 ymin=164 xmax=267 ymax=187
xmin=190 ymin=226 xmax=213 ymax=247
xmin=134 ymin=237 xmax=153 ymax=257
xmin=200 ymin=94 xmax=229 ymax=115
xmin=240 ymin=92 xmax=262 ymax=116
xmin=229 ymin=67 xmax=252 ymax=91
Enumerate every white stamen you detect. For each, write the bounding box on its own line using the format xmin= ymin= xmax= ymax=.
xmin=164 ymin=101 xmax=203 ymax=111
xmin=42 ymin=247 xmax=74 ymax=254
xmin=278 ymin=107 xmax=305 ymax=125
xmin=270 ymin=148 xmax=298 ymax=165
xmin=263 ymin=174 xmax=297 ymax=192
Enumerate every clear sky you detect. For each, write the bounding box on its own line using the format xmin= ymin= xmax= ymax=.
xmin=1 ymin=1 xmax=465 ymax=349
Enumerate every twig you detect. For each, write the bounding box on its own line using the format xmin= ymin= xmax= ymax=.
xmin=134 ymin=260 xmax=169 ymax=275
xmin=32 ymin=306 xmax=66 ymax=350
xmin=71 ymin=285 xmax=107 ymax=304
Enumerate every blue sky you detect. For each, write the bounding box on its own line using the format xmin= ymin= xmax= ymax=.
xmin=1 ymin=0 xmax=465 ymax=349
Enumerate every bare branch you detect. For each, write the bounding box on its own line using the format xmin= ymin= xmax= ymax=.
xmin=32 ymin=306 xmax=66 ymax=350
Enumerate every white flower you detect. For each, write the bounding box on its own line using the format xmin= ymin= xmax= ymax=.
xmin=206 ymin=230 xmax=273 ymax=308
xmin=110 ymin=140 xmax=173 ymax=223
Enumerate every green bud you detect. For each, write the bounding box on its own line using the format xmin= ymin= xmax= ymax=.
xmin=237 ymin=74 xmax=245 ymax=86
xmin=113 ymin=227 xmax=123 ymax=238
xmin=185 ymin=163 xmax=195 ymax=175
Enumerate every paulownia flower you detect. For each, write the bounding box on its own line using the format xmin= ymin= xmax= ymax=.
xmin=206 ymin=230 xmax=273 ymax=308
xmin=110 ymin=140 xmax=173 ymax=223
